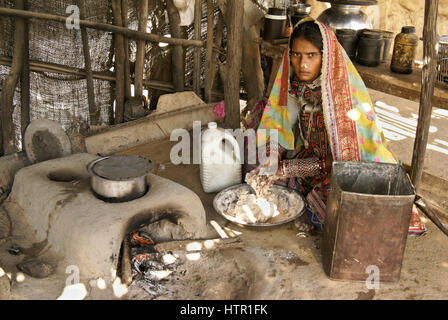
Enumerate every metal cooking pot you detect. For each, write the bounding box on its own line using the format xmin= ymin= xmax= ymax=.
xmin=87 ymin=155 xmax=153 ymax=201
xmin=317 ymin=4 xmax=372 ymax=32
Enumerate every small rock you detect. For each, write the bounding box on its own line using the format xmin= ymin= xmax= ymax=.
xmin=8 ymin=244 xmax=21 ymax=256
xmin=0 ymin=276 xmax=11 ymax=300
xmin=16 ymin=260 xmax=54 ymax=279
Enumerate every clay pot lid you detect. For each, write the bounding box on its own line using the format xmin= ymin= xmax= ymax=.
xmin=91 ymin=155 xmax=153 ymax=181
xmin=336 ymin=28 xmax=357 ymax=36
xmin=402 ymin=26 xmax=416 ymax=34
xmin=439 ymin=35 xmax=448 ymax=44
xmin=24 ymin=119 xmax=72 ymax=164
xmin=360 ymin=29 xmax=383 ymax=39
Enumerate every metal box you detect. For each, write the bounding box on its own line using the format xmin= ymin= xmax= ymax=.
xmin=322 ymin=161 xmax=415 ymax=282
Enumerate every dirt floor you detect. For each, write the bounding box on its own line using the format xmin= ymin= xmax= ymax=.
xmin=0 ymin=90 xmax=447 ymax=300
xmin=116 ymin=137 xmax=448 ymax=300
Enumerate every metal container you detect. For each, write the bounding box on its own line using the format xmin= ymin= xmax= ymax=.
xmin=437 ymin=35 xmax=448 ymax=85
xmin=317 ymin=4 xmax=372 ymax=32
xmin=336 ymin=28 xmax=358 ymax=59
xmin=322 ymin=161 xmax=415 ymax=282
xmin=356 ymin=29 xmax=384 ymax=67
xmin=263 ymin=7 xmax=287 ymax=41
xmin=87 ymin=155 xmax=153 ymax=202
xmin=381 ymin=31 xmax=394 ymax=62
xmin=213 ymin=184 xmax=305 ymax=228
xmin=391 ymin=26 xmax=418 ymax=74
xmin=290 ymin=3 xmax=311 ymax=27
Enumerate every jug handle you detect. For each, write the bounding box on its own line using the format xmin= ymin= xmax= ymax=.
xmin=222 ymin=132 xmax=242 ymax=164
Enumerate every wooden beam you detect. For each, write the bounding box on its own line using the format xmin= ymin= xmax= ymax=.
xmin=1 ymin=0 xmax=26 ymax=155
xmin=0 ymin=55 xmax=175 ymax=92
xmin=20 ymin=0 xmax=30 ymax=140
xmin=166 ymin=0 xmax=185 ymax=92
xmin=193 ymin=0 xmax=202 ymax=96
xmin=121 ymin=0 xmax=132 ymax=100
xmin=78 ymin=0 xmax=98 ymax=125
xmin=242 ymin=25 xmax=265 ymax=112
xmin=0 ymin=7 xmax=204 ymax=47
xmin=153 ymin=237 xmax=244 ymax=252
xmin=134 ymin=0 xmax=148 ymax=98
xmin=210 ymin=12 xmax=224 ymax=98
xmin=411 ymin=0 xmax=439 ymax=191
xmin=0 ymin=55 xmax=229 ymax=100
xmin=204 ymin=0 xmax=214 ymax=103
xmin=111 ymin=0 xmax=125 ymax=124
xmin=221 ymin=0 xmax=244 ymax=129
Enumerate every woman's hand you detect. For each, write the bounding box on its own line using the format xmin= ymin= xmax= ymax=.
xmin=257 ymin=156 xmax=282 ymax=177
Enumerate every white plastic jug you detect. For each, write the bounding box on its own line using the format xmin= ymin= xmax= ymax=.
xmin=200 ymin=122 xmax=242 ymax=193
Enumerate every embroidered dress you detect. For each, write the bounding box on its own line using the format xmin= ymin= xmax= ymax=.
xmin=248 ymin=18 xmax=426 ymax=235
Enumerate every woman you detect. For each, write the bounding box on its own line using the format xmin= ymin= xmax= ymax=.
xmin=246 ymin=19 xmax=426 ymax=235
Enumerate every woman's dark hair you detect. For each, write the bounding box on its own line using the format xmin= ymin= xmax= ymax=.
xmin=290 ymin=21 xmax=323 ymax=52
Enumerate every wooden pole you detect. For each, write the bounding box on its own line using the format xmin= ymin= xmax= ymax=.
xmin=111 ymin=0 xmax=125 ymax=124
xmin=166 ymin=0 xmax=185 ymax=92
xmin=0 ymin=55 xmax=176 ymax=92
xmin=221 ymin=0 xmax=244 ymax=129
xmin=0 ymin=7 xmax=204 ymax=47
xmin=121 ymin=0 xmax=132 ymax=100
xmin=210 ymin=12 xmax=224 ymax=98
xmin=410 ymin=0 xmax=439 ymax=191
xmin=134 ymin=0 xmax=148 ymax=98
xmin=78 ymin=0 xmax=98 ymax=125
xmin=193 ymin=0 xmax=202 ymax=96
xmin=20 ymin=0 xmax=30 ymax=140
xmin=204 ymin=0 xmax=214 ymax=102
xmin=242 ymin=25 xmax=264 ymax=112
xmin=1 ymin=0 xmax=26 ymax=155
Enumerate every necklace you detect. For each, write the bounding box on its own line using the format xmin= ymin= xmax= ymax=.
xmin=297 ymin=86 xmax=316 ymax=149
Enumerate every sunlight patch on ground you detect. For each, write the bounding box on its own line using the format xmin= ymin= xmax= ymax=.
xmin=57 ymin=283 xmax=88 ymax=300
xmin=374 ymin=101 xmax=439 ymax=143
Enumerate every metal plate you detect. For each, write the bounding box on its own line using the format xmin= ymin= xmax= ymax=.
xmin=213 ymin=184 xmax=305 ymax=227
xmin=90 ymin=155 xmax=153 ymax=181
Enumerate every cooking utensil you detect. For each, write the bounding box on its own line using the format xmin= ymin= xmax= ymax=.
xmin=87 ymin=155 xmax=153 ymax=202
xmin=213 ymin=183 xmax=305 ymax=228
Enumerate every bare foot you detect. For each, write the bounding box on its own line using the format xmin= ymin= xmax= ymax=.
xmin=293 ymin=215 xmax=314 ymax=232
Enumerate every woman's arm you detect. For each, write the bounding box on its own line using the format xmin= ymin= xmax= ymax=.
xmin=279 ymin=153 xmax=332 ymax=178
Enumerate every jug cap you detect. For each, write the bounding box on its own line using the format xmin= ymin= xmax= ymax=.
xmin=401 ymin=26 xmax=415 ymax=34
xmin=208 ymin=122 xmax=218 ymax=129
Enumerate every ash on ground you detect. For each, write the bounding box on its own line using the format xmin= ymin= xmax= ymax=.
xmin=124 ymin=231 xmax=249 ymax=300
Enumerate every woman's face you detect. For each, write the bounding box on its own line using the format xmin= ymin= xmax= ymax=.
xmin=290 ymin=37 xmax=322 ymax=83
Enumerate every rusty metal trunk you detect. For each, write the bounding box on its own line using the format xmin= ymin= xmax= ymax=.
xmin=322 ymin=161 xmax=415 ymax=282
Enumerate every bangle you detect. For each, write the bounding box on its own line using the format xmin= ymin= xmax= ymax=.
xmin=283 ymin=158 xmax=320 ymax=178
